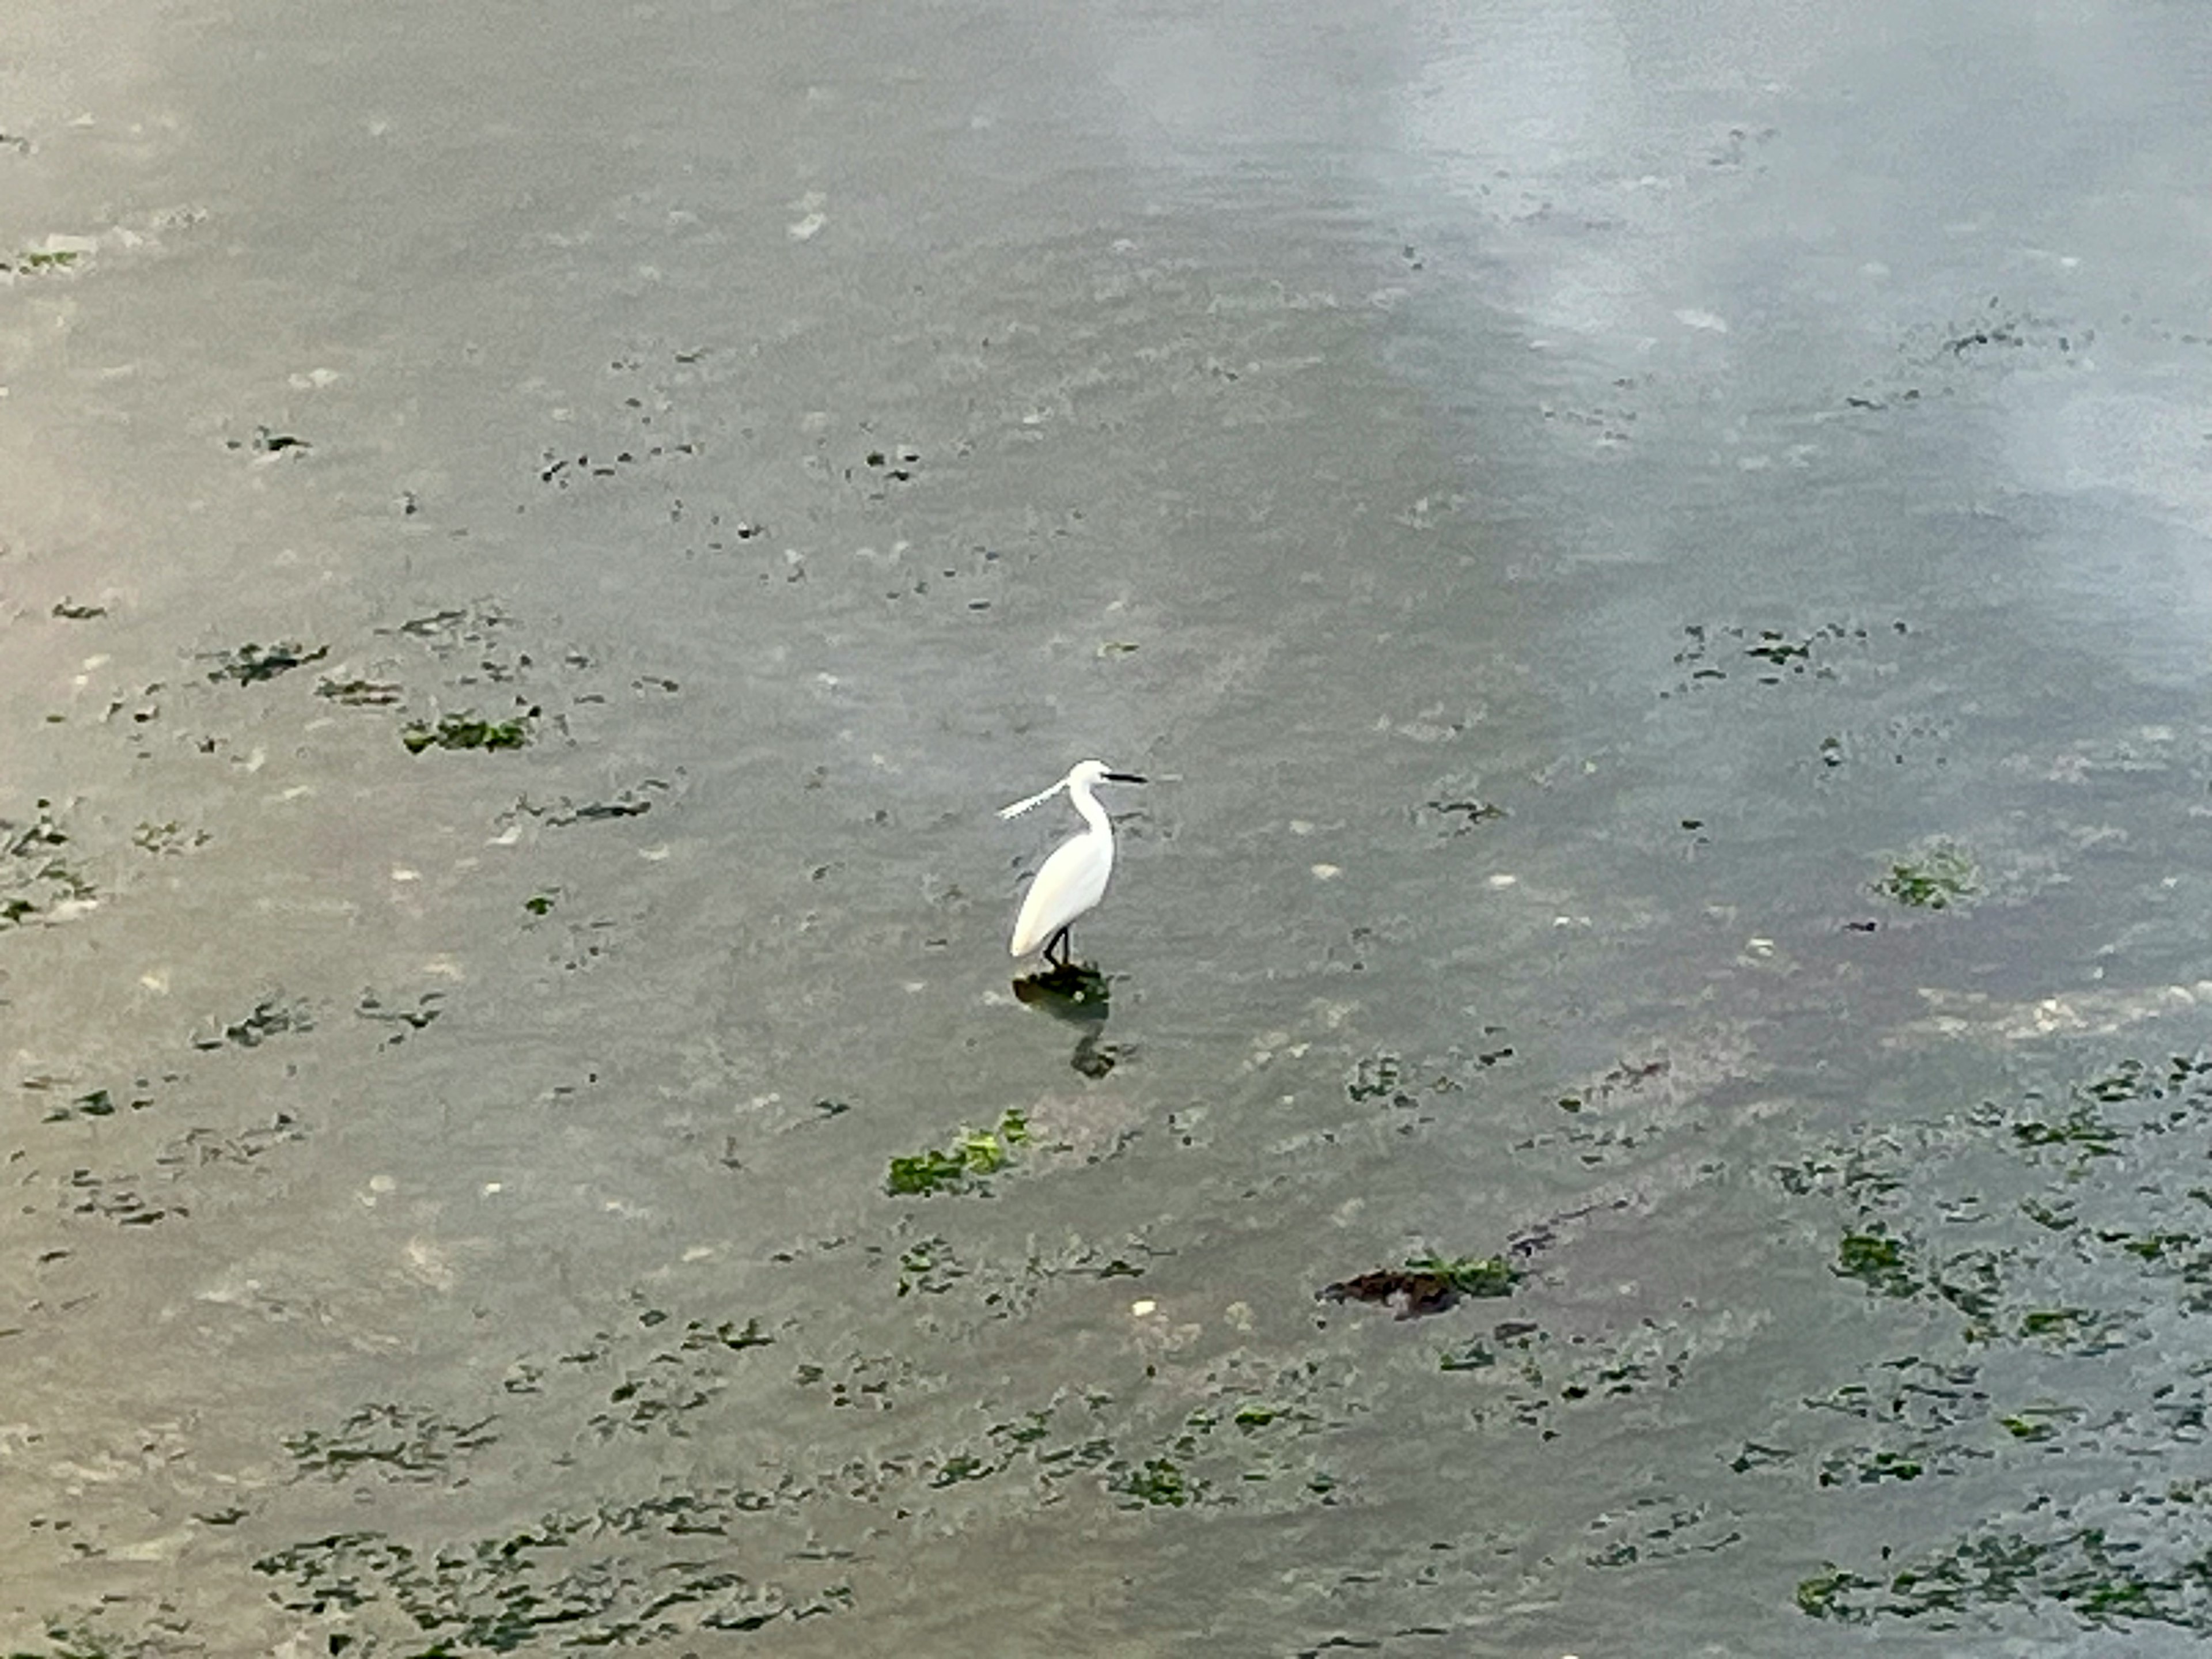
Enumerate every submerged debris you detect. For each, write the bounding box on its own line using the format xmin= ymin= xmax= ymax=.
xmin=284 ymin=1403 xmax=499 ymax=1482
xmin=565 ymin=793 xmax=652 ymax=821
xmin=317 ymin=675 xmax=404 ymax=706
xmin=501 ymin=778 xmax=676 ymax=826
xmin=192 ymin=996 xmax=315 ymax=1050
xmin=226 ymin=425 xmax=310 ymax=455
xmin=2 ymin=800 xmax=93 ymax=926
xmin=43 ymin=1086 xmax=154 ymax=1123
xmin=1420 ymin=795 xmax=1505 ymax=835
xmin=206 ymin=641 xmax=329 ymax=685
xmin=357 ymin=990 xmax=445 ymax=1045
xmin=132 ymin=820 xmax=210 ymax=855
xmin=1662 ymin=619 xmax=1904 ymax=698
xmin=1319 ymin=1253 xmax=1521 ymax=1319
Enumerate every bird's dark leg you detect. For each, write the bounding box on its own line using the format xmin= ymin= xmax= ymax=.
xmin=1045 ymin=926 xmax=1071 ymax=968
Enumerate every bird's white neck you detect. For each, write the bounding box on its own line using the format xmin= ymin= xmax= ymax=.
xmin=1067 ymin=775 xmax=1111 ymax=835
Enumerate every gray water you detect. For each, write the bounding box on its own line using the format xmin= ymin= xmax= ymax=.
xmin=7 ymin=0 xmax=2212 ymax=1653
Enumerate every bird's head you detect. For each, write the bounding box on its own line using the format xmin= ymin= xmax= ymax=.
xmin=1071 ymin=759 xmax=1147 ymax=790
xmin=998 ymin=760 xmax=1146 ymax=820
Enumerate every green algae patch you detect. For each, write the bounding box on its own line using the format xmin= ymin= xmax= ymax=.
xmin=1410 ymin=1253 xmax=1520 ymax=1297
xmin=1797 ymin=1525 xmax=2210 ymax=1631
xmin=886 ymin=1110 xmax=1030 ymax=1196
xmin=1797 ymin=1566 xmax=1879 ymax=1619
xmin=1120 ymin=1457 xmax=1193 ymax=1508
xmin=1835 ymin=1229 xmax=1918 ymax=1297
xmin=1877 ymin=843 xmax=1977 ymax=909
xmin=402 ymin=712 xmax=533 ymax=754
xmin=253 ymin=1521 xmax=849 ymax=1647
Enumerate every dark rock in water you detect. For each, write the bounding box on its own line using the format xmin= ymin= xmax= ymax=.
xmin=1319 ymin=1255 xmax=1520 ymax=1320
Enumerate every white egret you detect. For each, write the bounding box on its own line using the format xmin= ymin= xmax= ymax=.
xmin=999 ymin=760 xmax=1146 ymax=967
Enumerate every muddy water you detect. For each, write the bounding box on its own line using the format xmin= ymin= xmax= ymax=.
xmin=6 ymin=0 xmax=2212 ymax=1653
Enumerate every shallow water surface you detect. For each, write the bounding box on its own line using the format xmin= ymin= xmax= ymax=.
xmin=6 ymin=0 xmax=2212 ymax=1653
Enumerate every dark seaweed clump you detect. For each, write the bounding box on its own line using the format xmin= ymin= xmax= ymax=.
xmin=2 ymin=800 xmax=93 ymax=926
xmin=1320 ymin=1253 xmax=1521 ymax=1319
xmin=317 ymin=675 xmax=404 ymax=706
xmin=284 ymin=1403 xmax=499 ymax=1482
xmin=206 ymin=641 xmax=329 ymax=685
xmin=225 ymin=424 xmax=310 ymax=454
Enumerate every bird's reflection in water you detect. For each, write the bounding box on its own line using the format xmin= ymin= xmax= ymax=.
xmin=1069 ymin=1031 xmax=1120 ymax=1078
xmin=1012 ymin=963 xmax=1126 ymax=1077
xmin=1012 ymin=961 xmax=1110 ymax=1018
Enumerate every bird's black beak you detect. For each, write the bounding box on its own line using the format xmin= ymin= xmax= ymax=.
xmin=1104 ymin=772 xmax=1146 ymax=784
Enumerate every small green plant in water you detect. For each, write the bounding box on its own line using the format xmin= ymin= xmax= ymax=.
xmin=1796 ymin=1566 xmax=1878 ymax=1619
xmin=954 ymin=1126 xmax=1007 ymax=1175
xmin=402 ymin=713 xmax=532 ymax=754
xmin=1406 ymin=1253 xmax=1520 ymax=1298
xmin=931 ymin=1454 xmax=994 ymax=1487
xmin=1123 ymin=1457 xmax=1191 ymax=1508
xmin=2020 ymin=1306 xmax=2092 ymax=1340
xmin=1835 ymin=1229 xmax=1918 ymax=1297
xmin=2012 ymin=1103 xmax=2120 ymax=1156
xmin=1439 ymin=1342 xmax=1495 ymax=1372
xmin=885 ymin=1109 xmax=1031 ymax=1196
xmin=1999 ymin=1408 xmax=2072 ymax=1442
xmin=1877 ymin=843 xmax=1976 ymax=908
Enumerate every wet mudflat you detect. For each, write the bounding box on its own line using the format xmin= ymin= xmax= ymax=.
xmin=6 ymin=0 xmax=2212 ymax=1653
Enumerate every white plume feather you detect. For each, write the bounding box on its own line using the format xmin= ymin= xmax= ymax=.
xmin=997 ymin=779 xmax=1067 ymax=820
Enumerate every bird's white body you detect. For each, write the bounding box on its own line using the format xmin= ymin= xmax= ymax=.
xmin=1010 ymin=816 xmax=1114 ymax=958
xmin=1001 ymin=760 xmax=1144 ymax=963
